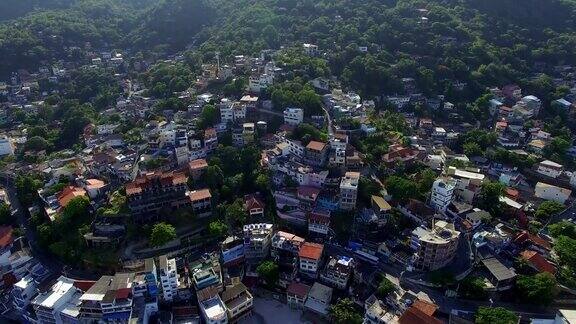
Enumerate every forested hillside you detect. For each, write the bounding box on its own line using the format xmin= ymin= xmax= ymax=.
xmin=2 ymin=0 xmax=576 ymax=99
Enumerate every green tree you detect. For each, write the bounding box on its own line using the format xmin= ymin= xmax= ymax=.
xmin=208 ymin=220 xmax=228 ymax=238
xmin=0 ymin=202 xmax=13 ymax=225
xmin=256 ymin=260 xmax=279 ymax=287
xmin=459 ymin=276 xmax=488 ymax=300
xmin=225 ymin=199 xmax=246 ymax=227
xmin=463 ymin=142 xmax=483 ymax=157
xmin=516 ymin=272 xmax=557 ymax=305
xmin=386 ymin=176 xmax=418 ymax=203
xmin=197 ymin=104 xmax=218 ymax=129
xmin=475 ymin=307 xmax=518 ymax=324
xmin=476 ymin=181 xmax=505 ymax=216
xmin=377 ymin=277 xmax=395 ymax=298
xmin=535 ymin=201 xmax=565 ymax=221
xmin=329 ymin=298 xmax=363 ymax=324
xmin=549 ymin=221 xmax=576 ymax=239
xmin=555 ymin=235 xmax=576 ymax=269
xmin=149 ymin=222 xmax=177 ymax=247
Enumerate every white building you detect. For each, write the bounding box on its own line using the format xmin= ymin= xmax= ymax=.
xmin=303 ymin=282 xmax=332 ymax=316
xmin=0 ymin=136 xmax=14 ymax=156
xmin=339 ymin=172 xmax=360 ymax=210
xmin=284 ymin=108 xmax=304 ymax=126
xmin=199 ymin=294 xmax=228 ymax=324
xmin=243 ymin=223 xmax=274 ymax=262
xmin=536 ymin=160 xmax=564 ymax=179
xmin=411 ymin=221 xmax=460 ymax=271
xmin=12 ymin=275 xmax=38 ymax=312
xmin=364 ymin=294 xmax=398 ymax=324
xmin=535 ymin=182 xmax=571 ymax=204
xmin=430 ymin=178 xmax=455 ymax=213
xmin=248 ymin=73 xmax=274 ymax=93
xmin=159 ymin=255 xmax=179 ymax=302
xmin=320 ymin=256 xmax=353 ymax=289
xmin=521 ymin=95 xmax=542 ymax=116
xmin=32 ymin=276 xmax=82 ymax=324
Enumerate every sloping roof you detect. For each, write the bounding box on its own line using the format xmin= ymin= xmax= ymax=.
xmin=481 ymin=257 xmax=516 ymax=281
xmin=412 ymin=300 xmax=437 ymax=316
xmin=189 ymin=159 xmax=208 ymax=171
xmin=299 ymin=242 xmax=324 ymax=260
xmin=520 ymin=250 xmax=556 ymax=274
xmin=287 ymin=282 xmax=310 ymax=298
xmin=245 ymin=194 xmax=265 ymax=211
xmin=57 ymin=186 xmax=87 ymax=208
xmin=399 ymin=306 xmax=442 ymax=324
xmin=0 ymin=226 xmax=13 ymax=249
xmin=306 ymin=141 xmax=326 ymax=151
xmin=371 ymin=195 xmax=391 ymax=211
xmin=221 ymin=282 xmax=248 ymax=302
xmin=189 ymin=189 xmax=212 ymax=202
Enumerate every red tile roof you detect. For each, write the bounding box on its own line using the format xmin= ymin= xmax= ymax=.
xmin=189 ymin=159 xmax=208 ymax=171
xmin=73 ymin=280 xmax=96 ymax=292
xmin=245 ymin=194 xmax=265 ymax=211
xmin=57 ymin=186 xmax=87 ymax=208
xmin=520 ymin=250 xmax=556 ymax=274
xmin=299 ymin=242 xmax=324 ymax=260
xmin=412 ymin=300 xmax=438 ymax=316
xmin=306 ymin=141 xmax=326 ymax=152
xmin=189 ymin=189 xmax=212 ymax=202
xmin=0 ymin=226 xmax=13 ymax=249
xmin=287 ymin=282 xmax=311 ymax=298
xmin=514 ymin=231 xmax=551 ymax=250
xmin=399 ymin=306 xmax=442 ymax=324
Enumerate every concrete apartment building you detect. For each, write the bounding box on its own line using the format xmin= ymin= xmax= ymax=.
xmin=299 ymin=242 xmax=324 ymax=278
xmin=536 ymin=160 xmax=564 ymax=179
xmin=32 ymin=276 xmax=83 ymax=324
xmin=125 ymin=171 xmax=190 ymax=222
xmin=535 ymin=182 xmax=572 ymax=204
xmin=243 ymin=223 xmax=274 ymax=263
xmin=283 ymin=107 xmax=304 ymax=126
xmin=320 ymin=255 xmax=354 ymax=289
xmin=78 ymin=273 xmax=136 ymax=323
xmin=430 ymin=178 xmax=456 ymax=212
xmin=159 ymin=255 xmax=180 ymax=302
xmin=339 ymin=171 xmax=360 ymax=210
xmin=411 ymin=220 xmax=460 ymax=271
xmin=304 ymin=141 xmax=328 ymax=167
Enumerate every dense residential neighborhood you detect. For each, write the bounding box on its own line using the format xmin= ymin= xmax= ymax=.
xmin=2 ymin=0 xmax=576 ymax=323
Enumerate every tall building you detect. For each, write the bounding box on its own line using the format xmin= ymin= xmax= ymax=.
xmin=304 ymin=141 xmax=328 ymax=167
xmin=339 ymin=172 xmax=360 ymax=210
xmin=243 ymin=223 xmax=273 ymax=263
xmin=32 ymin=276 xmax=82 ymax=324
xmin=299 ymin=242 xmax=324 ymax=278
xmin=198 ymin=287 xmax=228 ymax=324
xmin=411 ymin=220 xmax=460 ymax=271
xmin=320 ymin=256 xmax=354 ymax=289
xmin=12 ymin=275 xmax=37 ymax=312
xmin=159 ymin=255 xmax=179 ymax=302
xmin=430 ymin=178 xmax=455 ymax=212
xmin=283 ymin=108 xmax=304 ymax=126
xmin=78 ymin=273 xmax=136 ymax=323
xmin=125 ymin=171 xmax=190 ymax=222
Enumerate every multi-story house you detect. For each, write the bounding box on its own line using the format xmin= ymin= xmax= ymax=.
xmin=12 ymin=275 xmax=37 ymax=312
xmin=221 ymin=282 xmax=253 ymax=323
xmin=243 ymin=223 xmax=274 ymax=263
xmin=320 ymin=256 xmax=354 ymax=289
xmin=244 ymin=194 xmax=265 ymax=219
xmin=303 ymin=282 xmax=332 ymax=317
xmin=221 ymin=236 xmax=245 ymax=266
xmin=304 ymin=141 xmax=328 ymax=167
xmin=339 ymin=172 xmax=360 ymax=210
xmin=78 ymin=273 xmax=135 ymax=323
xmin=191 ymin=254 xmax=223 ymax=292
xmin=364 ymin=294 xmax=398 ymax=324
xmin=283 ymin=108 xmax=304 ymax=126
xmin=536 ymin=160 xmax=564 ymax=179
xmin=271 ymin=231 xmax=305 ymax=286
xmin=198 ymin=287 xmax=228 ymax=324
xmin=411 ymin=220 xmax=460 ymax=271
xmin=159 ymin=255 xmax=179 ymax=302
xmin=125 ymin=171 xmax=190 ymax=222
xmin=308 ymin=210 xmax=330 ymax=236
xmin=299 ymin=242 xmax=324 ymax=278
xmin=32 ymin=276 xmax=83 ymax=324
xmin=430 ymin=178 xmax=456 ymax=213
xmin=143 ymin=258 xmax=159 ymax=298
xmin=445 ymin=166 xmax=485 ymax=204
xmin=188 ymin=188 xmax=213 ymax=217
xmin=287 ymin=282 xmax=310 ymax=309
